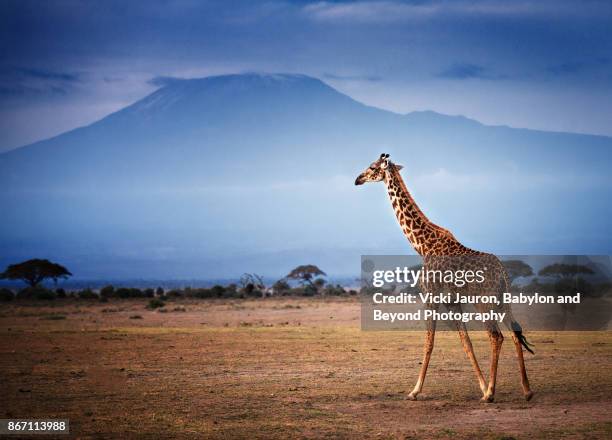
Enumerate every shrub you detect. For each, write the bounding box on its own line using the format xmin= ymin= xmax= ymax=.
xmin=184 ymin=288 xmax=214 ymax=299
xmin=115 ymin=287 xmax=145 ymax=298
xmin=78 ymin=288 xmax=98 ymax=299
xmin=155 ymin=287 xmax=164 ymax=297
xmin=211 ymin=285 xmax=226 ymax=297
xmin=147 ymin=298 xmax=165 ymax=309
xmin=55 ymin=288 xmax=67 ymax=298
xmin=272 ymin=279 xmax=291 ymax=295
xmin=17 ymin=287 xmax=56 ymax=300
xmin=246 ymin=288 xmax=264 ymax=298
xmin=165 ymin=289 xmax=183 ymax=298
xmin=0 ymin=288 xmax=14 ymax=301
xmin=303 ymin=284 xmax=318 ymax=296
xmin=324 ymin=284 xmax=346 ymax=296
xmin=100 ymin=285 xmax=115 ymax=298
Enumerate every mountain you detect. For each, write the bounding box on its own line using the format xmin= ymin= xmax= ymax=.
xmin=1 ymin=73 xmax=611 ymax=279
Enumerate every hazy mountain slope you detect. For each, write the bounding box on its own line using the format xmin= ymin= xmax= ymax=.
xmin=1 ymin=73 xmax=611 ymax=279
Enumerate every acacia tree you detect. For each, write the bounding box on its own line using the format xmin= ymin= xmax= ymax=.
xmin=538 ymin=263 xmax=594 ymax=279
xmin=286 ymin=265 xmax=326 ymax=291
xmin=272 ymin=279 xmax=291 ymax=295
xmin=502 ymin=260 xmax=534 ymax=285
xmin=1 ymin=259 xmax=72 ymax=287
xmin=239 ymin=273 xmax=266 ymax=297
xmin=538 ymin=263 xmax=595 ymax=326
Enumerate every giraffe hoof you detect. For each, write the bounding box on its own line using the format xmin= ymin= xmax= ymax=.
xmin=524 ymin=391 xmax=534 ymax=401
xmin=480 ymin=394 xmax=494 ymax=403
xmin=407 ymin=392 xmax=418 ymax=401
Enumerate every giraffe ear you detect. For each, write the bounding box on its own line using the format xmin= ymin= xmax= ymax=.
xmin=395 ymin=164 xmax=404 ymax=171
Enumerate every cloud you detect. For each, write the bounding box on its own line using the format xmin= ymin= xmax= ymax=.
xmin=0 ymin=67 xmax=80 ymax=98
xmin=301 ymin=1 xmax=605 ymax=23
xmin=436 ymin=63 xmax=508 ymax=80
xmin=303 ymin=1 xmax=438 ymax=22
xmin=546 ymin=58 xmax=610 ymax=76
xmin=323 ymin=73 xmax=382 ymax=82
xmin=412 ymin=167 xmax=611 ymax=193
xmin=15 ymin=68 xmax=78 ymax=82
xmin=437 ymin=63 xmax=487 ymax=80
xmin=147 ymin=76 xmax=185 ymax=88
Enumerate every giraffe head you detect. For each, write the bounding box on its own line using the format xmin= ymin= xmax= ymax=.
xmin=354 ymin=153 xmax=403 ymax=185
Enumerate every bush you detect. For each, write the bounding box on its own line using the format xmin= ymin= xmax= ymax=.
xmin=78 ymin=288 xmax=98 ymax=299
xmin=323 ymin=284 xmax=346 ymax=296
xmin=211 ymin=285 xmax=226 ymax=297
xmin=34 ymin=289 xmax=56 ymax=300
xmin=303 ymin=284 xmax=318 ymax=296
xmin=100 ymin=285 xmax=115 ymax=298
xmin=115 ymin=287 xmax=145 ymax=298
xmin=147 ymin=298 xmax=165 ymax=309
xmin=17 ymin=287 xmax=56 ymax=300
xmin=286 ymin=285 xmax=318 ymax=297
xmin=165 ymin=289 xmax=183 ymax=298
xmin=0 ymin=288 xmax=14 ymax=301
xmin=184 ymin=288 xmax=215 ymax=299
xmin=272 ymin=280 xmax=291 ymax=295
xmin=155 ymin=287 xmax=164 ymax=297
xmin=55 ymin=288 xmax=67 ymax=298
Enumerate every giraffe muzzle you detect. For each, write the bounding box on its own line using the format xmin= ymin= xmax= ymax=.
xmin=354 ymin=175 xmax=365 ymax=185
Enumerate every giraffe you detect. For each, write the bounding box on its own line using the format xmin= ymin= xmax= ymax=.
xmin=355 ymin=153 xmax=534 ymax=403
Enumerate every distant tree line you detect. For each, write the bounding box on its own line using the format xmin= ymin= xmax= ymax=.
xmin=0 ymin=260 xmax=356 ymax=301
xmin=1 ymin=258 xmax=609 ymax=302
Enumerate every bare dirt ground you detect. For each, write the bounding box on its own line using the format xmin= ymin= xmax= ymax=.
xmin=1 ymin=297 xmax=611 ymax=439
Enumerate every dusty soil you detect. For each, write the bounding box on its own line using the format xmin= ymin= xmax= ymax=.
xmin=1 ymin=297 xmax=611 ymax=439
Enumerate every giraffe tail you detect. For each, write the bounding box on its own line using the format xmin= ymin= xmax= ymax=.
xmin=509 ymin=320 xmax=535 ymax=355
xmin=500 ymin=271 xmax=535 ymax=355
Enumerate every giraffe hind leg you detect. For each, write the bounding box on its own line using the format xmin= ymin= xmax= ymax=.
xmin=455 ymin=321 xmax=487 ymax=395
xmin=512 ymin=332 xmax=534 ymax=400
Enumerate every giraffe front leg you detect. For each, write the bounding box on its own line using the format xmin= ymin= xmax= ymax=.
xmin=481 ymin=325 xmax=503 ymax=403
xmin=408 ymin=319 xmax=436 ymax=400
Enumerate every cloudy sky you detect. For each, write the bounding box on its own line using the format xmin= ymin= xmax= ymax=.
xmin=1 ymin=0 xmax=611 ymax=152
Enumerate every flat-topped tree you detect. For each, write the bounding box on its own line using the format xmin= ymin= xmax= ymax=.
xmin=538 ymin=263 xmax=594 ymax=279
xmin=538 ymin=262 xmax=595 ymax=296
xmin=502 ymin=260 xmax=534 ymax=285
xmin=286 ymin=265 xmax=326 ymax=289
xmin=1 ymin=259 xmax=72 ymax=287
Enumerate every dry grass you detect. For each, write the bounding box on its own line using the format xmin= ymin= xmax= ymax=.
xmin=0 ymin=298 xmax=610 ymax=439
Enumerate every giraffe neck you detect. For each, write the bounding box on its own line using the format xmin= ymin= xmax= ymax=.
xmin=384 ymin=165 xmax=438 ymax=255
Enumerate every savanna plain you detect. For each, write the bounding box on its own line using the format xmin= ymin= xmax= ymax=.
xmin=1 ymin=297 xmax=611 ymax=439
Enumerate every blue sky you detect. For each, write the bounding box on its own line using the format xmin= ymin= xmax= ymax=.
xmin=1 ymin=0 xmax=612 ymax=152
